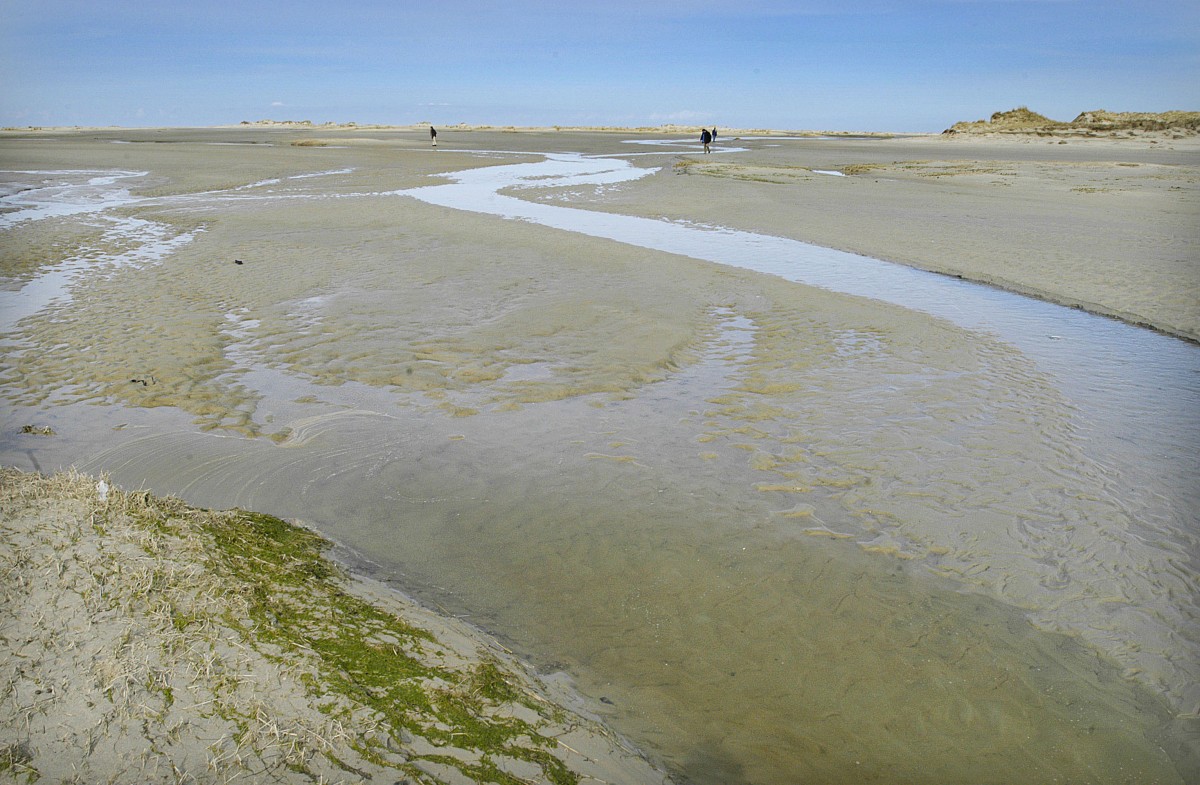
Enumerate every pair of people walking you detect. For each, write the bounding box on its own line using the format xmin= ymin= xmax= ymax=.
xmin=700 ymin=126 xmax=717 ymax=153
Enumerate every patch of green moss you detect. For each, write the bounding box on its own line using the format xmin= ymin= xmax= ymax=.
xmin=194 ymin=508 xmax=581 ymax=783
xmin=469 ymin=662 xmax=522 ymax=704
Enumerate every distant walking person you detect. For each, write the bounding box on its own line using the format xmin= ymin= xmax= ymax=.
xmin=430 ymin=125 xmax=437 ymax=148
xmin=700 ymin=127 xmax=712 ymax=153
xmin=711 ymin=127 xmax=718 ymax=145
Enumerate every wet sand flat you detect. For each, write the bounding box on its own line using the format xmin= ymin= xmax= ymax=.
xmin=1 ymin=126 xmax=1198 ymax=784
xmin=554 ymin=131 xmax=1200 ymax=342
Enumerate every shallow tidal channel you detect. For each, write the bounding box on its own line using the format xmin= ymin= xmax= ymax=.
xmin=1 ymin=132 xmax=1198 ymax=784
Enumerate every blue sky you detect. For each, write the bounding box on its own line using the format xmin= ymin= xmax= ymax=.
xmin=2 ymin=0 xmax=1197 ymax=132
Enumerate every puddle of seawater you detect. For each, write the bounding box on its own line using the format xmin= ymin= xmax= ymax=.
xmin=497 ymin=361 xmax=559 ymax=383
xmin=0 ymin=215 xmax=199 ymax=333
xmin=0 ymin=167 xmax=366 ymax=335
xmin=0 ymin=169 xmax=151 ymax=229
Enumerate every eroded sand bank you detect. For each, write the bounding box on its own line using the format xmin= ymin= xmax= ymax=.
xmin=1 ymin=126 xmax=1198 ymax=784
xmin=0 ymin=469 xmax=669 ymax=784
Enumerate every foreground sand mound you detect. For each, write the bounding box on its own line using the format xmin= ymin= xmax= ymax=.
xmin=0 ymin=469 xmax=669 ymax=785
xmin=945 ymin=106 xmax=1200 ymax=136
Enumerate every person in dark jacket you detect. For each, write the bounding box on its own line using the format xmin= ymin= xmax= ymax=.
xmin=700 ymin=127 xmax=711 ymax=153
xmin=430 ymin=126 xmax=437 ymax=148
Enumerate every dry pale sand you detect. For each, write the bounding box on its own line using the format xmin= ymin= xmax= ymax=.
xmin=0 ymin=468 xmax=671 ymax=784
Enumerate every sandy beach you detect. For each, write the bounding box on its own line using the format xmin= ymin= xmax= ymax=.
xmin=547 ymin=129 xmax=1200 ymax=342
xmin=2 ymin=124 xmax=1198 ymax=783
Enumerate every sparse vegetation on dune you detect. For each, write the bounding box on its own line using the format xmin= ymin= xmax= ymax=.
xmin=1070 ymin=109 xmax=1200 ymax=132
xmin=945 ymin=107 xmax=1200 ymax=136
xmin=239 ymin=119 xmax=315 ymax=126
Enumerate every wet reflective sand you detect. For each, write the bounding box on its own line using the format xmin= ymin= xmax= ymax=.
xmin=2 ymin=128 xmax=1197 ymax=783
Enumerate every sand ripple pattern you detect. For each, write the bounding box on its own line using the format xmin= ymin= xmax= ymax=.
xmin=397 ymin=149 xmax=1200 ymax=717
